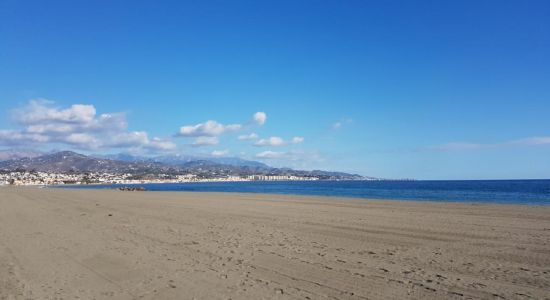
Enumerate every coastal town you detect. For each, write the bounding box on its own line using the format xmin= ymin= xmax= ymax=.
xmin=0 ymin=171 xmax=320 ymax=186
xmin=0 ymin=151 xmax=367 ymax=186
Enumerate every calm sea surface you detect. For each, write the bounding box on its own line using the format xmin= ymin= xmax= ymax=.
xmin=60 ymin=180 xmax=550 ymax=205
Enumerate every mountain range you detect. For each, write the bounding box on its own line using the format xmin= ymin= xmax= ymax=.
xmin=0 ymin=150 xmax=368 ymax=180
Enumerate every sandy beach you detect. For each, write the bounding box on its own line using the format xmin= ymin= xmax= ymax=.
xmin=1 ymin=187 xmax=549 ymax=299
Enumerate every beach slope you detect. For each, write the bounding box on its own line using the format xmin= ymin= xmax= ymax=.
xmin=1 ymin=187 xmax=549 ymax=299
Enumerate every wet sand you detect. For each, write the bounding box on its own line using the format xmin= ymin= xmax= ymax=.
xmin=1 ymin=187 xmax=549 ymax=299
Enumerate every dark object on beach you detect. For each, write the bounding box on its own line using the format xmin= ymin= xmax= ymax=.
xmin=117 ymin=186 xmax=147 ymax=191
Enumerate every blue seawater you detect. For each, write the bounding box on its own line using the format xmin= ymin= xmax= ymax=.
xmin=59 ymin=180 xmax=550 ymax=205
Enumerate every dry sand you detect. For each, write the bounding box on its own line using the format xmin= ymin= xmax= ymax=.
xmin=1 ymin=187 xmax=550 ymax=300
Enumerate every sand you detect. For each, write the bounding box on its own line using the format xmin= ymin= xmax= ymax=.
xmin=1 ymin=187 xmax=549 ymax=300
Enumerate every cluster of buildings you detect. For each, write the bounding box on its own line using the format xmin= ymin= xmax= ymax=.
xmin=246 ymin=175 xmax=318 ymax=181
xmin=0 ymin=172 xmax=319 ymax=186
xmin=2 ymin=172 xmax=120 ymax=185
xmin=0 ymin=172 xmax=196 ymax=186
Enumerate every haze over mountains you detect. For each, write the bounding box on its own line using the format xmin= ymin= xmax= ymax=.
xmin=0 ymin=149 xmax=43 ymax=161
xmin=0 ymin=150 xmax=368 ymax=180
xmin=100 ymin=153 xmax=269 ymax=169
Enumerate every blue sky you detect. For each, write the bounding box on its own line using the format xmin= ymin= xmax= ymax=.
xmin=1 ymin=0 xmax=549 ymax=179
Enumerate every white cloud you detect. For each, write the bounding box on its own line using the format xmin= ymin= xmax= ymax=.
xmin=332 ymin=118 xmax=353 ymax=130
xmin=255 ymin=136 xmax=285 ymax=146
xmin=511 ymin=136 xmax=550 ymax=146
xmin=428 ymin=142 xmax=488 ymax=151
xmin=178 ymin=112 xmax=267 ymax=138
xmin=0 ymin=99 xmax=175 ymax=153
xmin=292 ymin=136 xmax=304 ymax=144
xmin=426 ymin=136 xmax=550 ymax=152
xmin=253 ymin=112 xmax=267 ymax=125
xmin=238 ymin=133 xmax=258 ymax=140
xmin=178 ymin=120 xmax=241 ymax=137
xmin=110 ymin=131 xmax=150 ymax=148
xmin=211 ymin=149 xmax=229 ymax=157
xmin=13 ymin=100 xmax=128 ymax=134
xmin=254 ymin=150 xmax=323 ymax=166
xmin=146 ymin=138 xmax=177 ymax=151
xmin=192 ymin=136 xmax=219 ymax=146
xmin=26 ymin=123 xmax=75 ymax=134
xmin=107 ymin=132 xmax=176 ymax=151
xmin=0 ymin=129 xmax=50 ymax=145
xmin=64 ymin=133 xmax=100 ymax=148
xmin=255 ymin=136 xmax=304 ymax=147
xmin=14 ymin=100 xmax=96 ymax=125
xmin=256 ymin=151 xmax=285 ymax=159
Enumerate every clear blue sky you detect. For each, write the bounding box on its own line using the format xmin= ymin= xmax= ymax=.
xmin=1 ymin=0 xmax=549 ymax=179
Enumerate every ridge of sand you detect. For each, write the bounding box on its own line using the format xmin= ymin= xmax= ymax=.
xmin=1 ymin=187 xmax=549 ymax=299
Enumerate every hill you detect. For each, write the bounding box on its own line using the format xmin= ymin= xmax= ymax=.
xmin=0 ymin=151 xmax=178 ymax=174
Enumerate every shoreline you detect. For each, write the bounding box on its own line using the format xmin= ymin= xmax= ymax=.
xmin=22 ymin=185 xmax=534 ymax=206
xmin=4 ymin=183 xmax=550 ymax=208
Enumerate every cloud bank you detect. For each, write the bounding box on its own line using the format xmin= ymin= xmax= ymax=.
xmin=254 ymin=150 xmax=324 ymax=170
xmin=178 ymin=121 xmax=242 ymax=137
xmin=0 ymin=99 xmax=175 ymax=152
xmin=238 ymin=133 xmax=258 ymax=140
xmin=427 ymin=136 xmax=550 ymax=152
xmin=211 ymin=149 xmax=229 ymax=157
xmin=0 ymin=101 xmax=312 ymax=163
xmin=255 ymin=150 xmax=285 ymax=159
xmin=192 ymin=136 xmax=219 ymax=146
xmin=177 ymin=112 xmax=267 ymax=146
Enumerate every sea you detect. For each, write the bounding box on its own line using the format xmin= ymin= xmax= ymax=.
xmin=60 ymin=179 xmax=550 ymax=205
